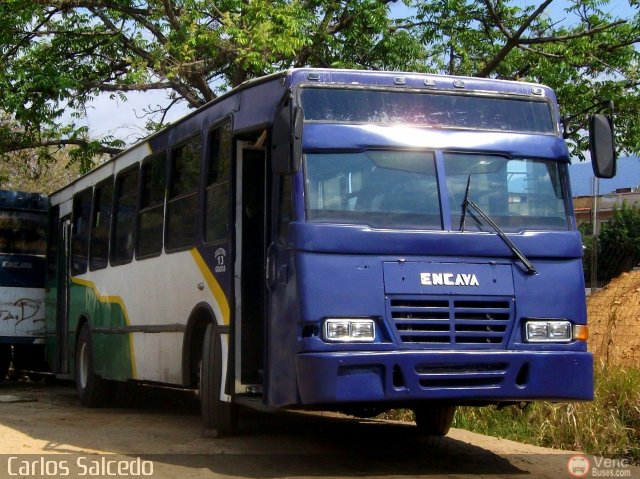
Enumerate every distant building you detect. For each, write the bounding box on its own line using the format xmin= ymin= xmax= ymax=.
xmin=570 ymin=157 xmax=640 ymax=233
xmin=574 ymin=188 xmax=640 ymax=233
xmin=569 ymin=156 xmax=640 ymax=197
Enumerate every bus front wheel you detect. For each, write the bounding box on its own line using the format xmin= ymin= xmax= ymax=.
xmin=75 ymin=324 xmax=109 ymax=407
xmin=414 ymin=405 xmax=456 ymax=436
xmin=0 ymin=345 xmax=10 ymax=383
xmin=201 ymin=323 xmax=237 ymax=437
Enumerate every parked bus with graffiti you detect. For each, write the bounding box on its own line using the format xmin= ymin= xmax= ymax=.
xmin=0 ymin=189 xmax=49 ymax=381
xmin=45 ymin=69 xmax=615 ymax=436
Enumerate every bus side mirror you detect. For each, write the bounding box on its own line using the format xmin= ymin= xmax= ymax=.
xmin=589 ymin=114 xmax=616 ymax=179
xmin=272 ymin=99 xmax=303 ymax=175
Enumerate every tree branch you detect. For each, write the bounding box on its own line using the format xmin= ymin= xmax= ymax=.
xmin=4 ymin=138 xmax=122 ymax=156
xmin=520 ymin=21 xmax=627 ymax=45
xmin=89 ymin=8 xmax=205 ymax=107
xmin=295 ymin=3 xmax=338 ymax=67
xmin=32 ymin=0 xmax=150 ymax=16
xmin=482 ymin=0 xmax=513 ymax=39
xmin=477 ymin=0 xmax=554 ymax=77
xmin=2 ymin=8 xmax=61 ymax=60
xmin=128 ymin=12 xmax=168 ymax=45
xmin=160 ymin=0 xmax=182 ymax=32
xmin=83 ymin=81 xmax=174 ymax=92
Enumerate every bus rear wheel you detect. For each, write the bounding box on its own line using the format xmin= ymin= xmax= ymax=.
xmin=75 ymin=324 xmax=109 ymax=407
xmin=0 ymin=345 xmax=10 ymax=383
xmin=414 ymin=405 xmax=456 ymax=436
xmin=201 ymin=322 xmax=237 ymax=437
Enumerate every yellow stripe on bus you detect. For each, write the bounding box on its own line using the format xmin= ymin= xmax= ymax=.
xmin=70 ymin=277 xmax=138 ymax=379
xmin=190 ymin=248 xmax=230 ymax=326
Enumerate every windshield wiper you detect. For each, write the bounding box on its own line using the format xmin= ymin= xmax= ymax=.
xmin=460 ymin=175 xmax=537 ymax=275
xmin=459 ymin=175 xmax=472 ymax=232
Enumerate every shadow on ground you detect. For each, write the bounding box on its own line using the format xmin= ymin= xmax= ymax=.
xmin=0 ymin=378 xmax=526 ymax=478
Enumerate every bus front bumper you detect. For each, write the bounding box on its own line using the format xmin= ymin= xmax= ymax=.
xmin=295 ymin=350 xmax=593 ymax=405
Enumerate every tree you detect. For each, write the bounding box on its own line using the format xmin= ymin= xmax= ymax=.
xmin=406 ymin=0 xmax=639 ymax=157
xmin=598 ymin=201 xmax=640 ymax=282
xmin=0 ymin=0 xmax=638 ymax=173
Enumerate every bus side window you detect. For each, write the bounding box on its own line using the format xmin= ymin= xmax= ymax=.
xmin=89 ymin=178 xmax=114 ymax=270
xmin=71 ymin=188 xmax=93 ymax=276
xmin=205 ymin=122 xmax=231 ymax=243
xmin=137 ymin=153 xmax=166 ymax=258
xmin=111 ymin=167 xmax=139 ymax=265
xmin=167 ymin=135 xmax=201 ymax=251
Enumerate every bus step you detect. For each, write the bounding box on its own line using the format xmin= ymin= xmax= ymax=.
xmin=234 ymin=395 xmax=276 ymax=413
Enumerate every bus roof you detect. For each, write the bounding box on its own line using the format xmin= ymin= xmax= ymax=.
xmin=286 ymin=68 xmax=556 ymax=100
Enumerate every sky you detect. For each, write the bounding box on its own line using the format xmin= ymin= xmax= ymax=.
xmin=81 ymin=90 xmax=190 ymax=144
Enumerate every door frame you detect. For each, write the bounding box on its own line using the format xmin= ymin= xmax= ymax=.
xmin=55 ymin=216 xmax=72 ymax=374
xmin=233 ymin=141 xmax=269 ymax=394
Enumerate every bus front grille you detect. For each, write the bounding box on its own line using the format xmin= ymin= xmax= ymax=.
xmin=388 ymin=296 xmax=514 ymax=348
xmin=415 ymin=362 xmax=509 ymax=389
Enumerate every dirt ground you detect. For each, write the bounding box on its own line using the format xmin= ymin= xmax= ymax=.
xmin=0 ymin=273 xmax=638 ymax=478
xmin=0 ymin=380 xmax=638 ymax=479
xmin=587 ymin=269 xmax=640 ymax=366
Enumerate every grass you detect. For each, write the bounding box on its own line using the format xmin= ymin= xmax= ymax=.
xmin=383 ymin=362 xmax=640 ymax=463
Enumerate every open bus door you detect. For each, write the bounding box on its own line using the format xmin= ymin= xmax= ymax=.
xmin=234 ymin=133 xmax=298 ymax=409
xmin=265 ymin=173 xmax=296 ymax=407
xmin=264 ymin=95 xmax=302 ymax=407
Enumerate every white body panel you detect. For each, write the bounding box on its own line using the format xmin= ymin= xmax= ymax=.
xmin=76 ymin=249 xmax=226 ymax=384
xmin=0 ymin=287 xmax=45 ymax=340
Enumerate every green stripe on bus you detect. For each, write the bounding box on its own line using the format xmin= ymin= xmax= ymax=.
xmin=70 ymin=278 xmax=136 ymax=381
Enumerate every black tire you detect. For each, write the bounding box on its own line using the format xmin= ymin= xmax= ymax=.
xmin=201 ymin=322 xmax=237 ymax=437
xmin=0 ymin=345 xmax=10 ymax=383
xmin=414 ymin=405 xmax=456 ymax=436
xmin=75 ymin=324 xmax=109 ymax=407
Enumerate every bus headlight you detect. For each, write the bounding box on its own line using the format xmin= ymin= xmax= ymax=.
xmin=524 ymin=320 xmax=572 ymax=342
xmin=323 ymin=318 xmax=376 ymax=342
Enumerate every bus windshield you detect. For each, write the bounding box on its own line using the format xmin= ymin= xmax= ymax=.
xmin=0 ymin=211 xmax=47 ymax=256
xmin=304 ymin=151 xmax=570 ymax=232
xmin=445 ymin=153 xmax=569 ymax=232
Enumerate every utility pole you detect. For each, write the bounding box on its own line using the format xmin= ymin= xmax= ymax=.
xmin=590 ymin=177 xmax=599 ymax=290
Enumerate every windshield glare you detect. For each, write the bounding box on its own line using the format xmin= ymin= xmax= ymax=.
xmin=304 ymin=151 xmax=570 ymax=232
xmin=300 ymin=88 xmax=556 ymax=134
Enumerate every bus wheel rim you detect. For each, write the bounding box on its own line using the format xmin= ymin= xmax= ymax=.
xmin=79 ymin=342 xmax=89 ymax=389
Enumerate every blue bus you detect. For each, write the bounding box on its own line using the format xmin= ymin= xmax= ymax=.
xmin=0 ymin=189 xmax=49 ymax=381
xmin=45 ymin=69 xmax=615 ymax=436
